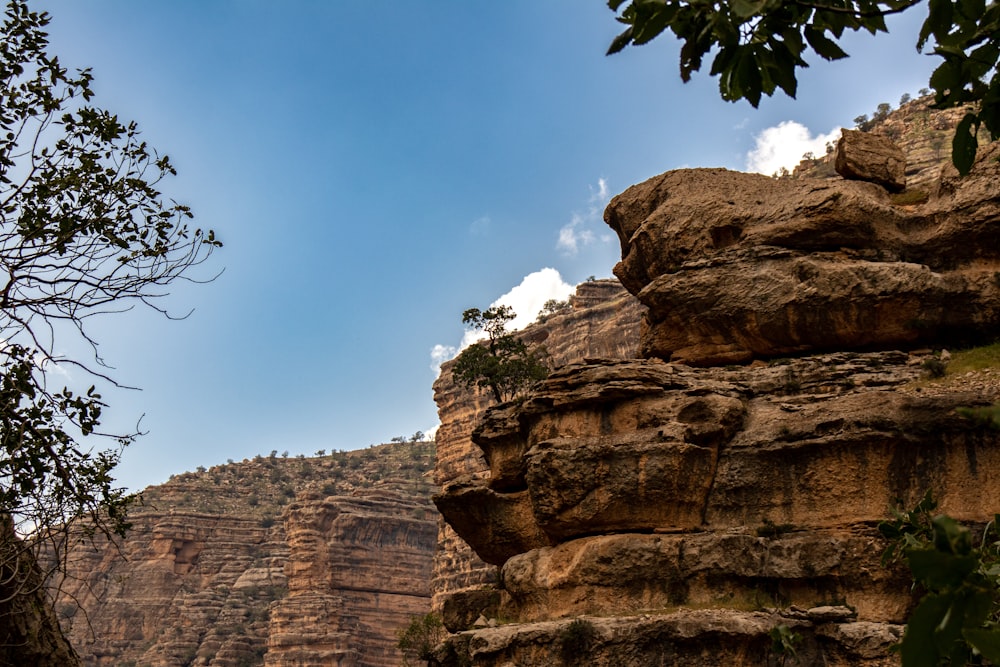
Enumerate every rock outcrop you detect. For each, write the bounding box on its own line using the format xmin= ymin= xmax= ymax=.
xmin=433 ymin=105 xmax=1000 ymax=664
xmin=52 ymin=441 xmax=436 ymax=667
xmin=431 ymin=280 xmax=645 ymax=608
xmin=835 ymin=129 xmax=906 ymax=191
xmin=605 ymin=143 xmax=1000 ymax=365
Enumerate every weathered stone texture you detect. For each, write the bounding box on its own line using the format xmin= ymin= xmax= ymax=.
xmin=51 ymin=443 xmax=437 ymax=667
xmin=431 ymin=279 xmax=645 ymax=606
xmin=606 ymin=142 xmax=1000 ymax=365
xmin=835 ymin=129 xmax=906 ymax=191
xmin=433 ymin=103 xmax=999 ymax=665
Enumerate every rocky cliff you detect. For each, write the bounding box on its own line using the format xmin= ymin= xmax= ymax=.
xmin=432 ymin=108 xmax=1000 ymax=665
xmin=431 ymin=280 xmax=645 ymax=608
xmin=52 ymin=441 xmax=436 ymax=667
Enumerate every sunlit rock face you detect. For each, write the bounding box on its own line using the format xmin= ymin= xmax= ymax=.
xmin=605 ymin=143 xmax=1000 ymax=366
xmin=50 ymin=443 xmax=437 ymax=667
xmin=430 ymin=280 xmax=645 ymax=608
xmin=433 ymin=106 xmax=1000 ymax=665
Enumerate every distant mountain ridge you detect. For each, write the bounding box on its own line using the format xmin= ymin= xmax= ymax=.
xmin=52 ymin=440 xmax=436 ymax=667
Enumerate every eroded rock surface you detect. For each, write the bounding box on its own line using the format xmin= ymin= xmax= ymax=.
xmin=606 ymin=143 xmax=1000 ymax=365
xmin=431 ymin=280 xmax=645 ymax=606
xmin=433 ymin=104 xmax=1000 ymax=665
xmin=835 ymin=129 xmax=906 ymax=191
xmin=52 ymin=442 xmax=436 ymax=667
xmin=435 ymin=353 xmax=1000 ymax=629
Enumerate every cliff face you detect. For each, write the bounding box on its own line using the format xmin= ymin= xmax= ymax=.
xmin=431 ymin=280 xmax=645 ymax=607
xmin=52 ymin=441 xmax=436 ymax=667
xmin=432 ymin=112 xmax=1000 ymax=665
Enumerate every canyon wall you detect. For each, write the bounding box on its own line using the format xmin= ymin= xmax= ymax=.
xmin=52 ymin=441 xmax=436 ymax=667
xmin=431 ymin=280 xmax=645 ymax=608
xmin=432 ymin=107 xmax=1000 ymax=664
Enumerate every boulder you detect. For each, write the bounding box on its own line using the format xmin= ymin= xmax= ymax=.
xmin=605 ymin=151 xmax=1000 ymax=364
xmin=835 ymin=129 xmax=906 ymax=191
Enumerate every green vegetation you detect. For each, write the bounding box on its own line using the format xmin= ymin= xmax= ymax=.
xmin=141 ymin=439 xmax=436 ymax=519
xmin=397 ymin=613 xmax=447 ymax=666
xmin=452 ymin=306 xmax=549 ymax=403
xmin=606 ymin=1 xmax=1000 ymax=175
xmin=536 ymin=298 xmax=572 ymax=322
xmin=559 ymin=618 xmax=598 ymax=663
xmin=879 ymin=491 xmax=1000 ymax=665
xmin=769 ymin=624 xmax=803 ymax=665
xmin=0 ymin=0 xmax=220 ymax=610
xmin=947 ymin=342 xmax=1000 ymax=375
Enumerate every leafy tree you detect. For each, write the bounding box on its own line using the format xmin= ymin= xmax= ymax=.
xmin=536 ymin=298 xmax=572 ymax=322
xmin=452 ymin=306 xmax=549 ymax=403
xmin=397 ymin=613 xmax=446 ymax=666
xmin=606 ymin=0 xmax=1000 ymax=174
xmin=879 ymin=491 xmax=1000 ymax=665
xmin=0 ymin=0 xmax=219 ymax=616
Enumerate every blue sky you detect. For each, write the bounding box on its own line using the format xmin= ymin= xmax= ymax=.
xmin=30 ymin=1 xmax=936 ymax=492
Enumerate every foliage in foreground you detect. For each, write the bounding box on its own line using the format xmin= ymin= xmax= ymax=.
xmin=0 ymin=0 xmax=219 ymax=610
xmin=452 ymin=306 xmax=549 ymax=403
xmin=606 ymin=0 xmax=1000 ymax=175
xmin=397 ymin=613 xmax=447 ymax=666
xmin=879 ymin=491 xmax=1000 ymax=665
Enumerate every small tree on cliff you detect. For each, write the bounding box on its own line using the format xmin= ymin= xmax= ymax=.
xmin=606 ymin=0 xmax=1000 ymax=175
xmin=0 ymin=0 xmax=220 ymax=615
xmin=452 ymin=306 xmax=549 ymax=403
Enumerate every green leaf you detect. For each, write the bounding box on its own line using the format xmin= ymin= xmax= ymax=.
xmin=803 ymin=26 xmax=849 ymax=61
xmin=901 ymin=593 xmax=952 ymax=666
xmin=921 ymin=0 xmax=955 ymax=50
xmin=730 ymin=0 xmax=765 ymax=19
xmin=964 ymin=628 xmax=1000 ymax=662
xmin=607 ymin=27 xmax=634 ymax=55
xmin=952 ymin=112 xmax=980 ymax=175
xmin=907 ymin=549 xmax=978 ymax=589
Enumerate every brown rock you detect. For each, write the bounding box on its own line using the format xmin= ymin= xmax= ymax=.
xmin=435 ymin=353 xmax=1000 ymax=630
xmin=434 ymin=611 xmax=902 ymax=667
xmin=835 ymin=129 xmax=906 ymax=191
xmin=605 ymin=150 xmax=1000 ymax=364
xmin=431 ymin=280 xmax=645 ymax=606
xmin=50 ymin=442 xmax=438 ymax=667
xmin=433 ymin=479 xmax=551 ymax=565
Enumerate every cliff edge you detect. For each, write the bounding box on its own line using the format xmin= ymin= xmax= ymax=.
xmin=432 ymin=110 xmax=1000 ymax=665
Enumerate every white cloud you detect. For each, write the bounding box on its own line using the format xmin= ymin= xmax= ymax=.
xmin=557 ymin=178 xmax=612 ymax=256
xmin=746 ymin=121 xmax=842 ymax=176
xmin=490 ymin=267 xmax=574 ymax=332
xmin=429 ymin=343 xmax=457 ymax=375
xmin=430 ymin=268 xmax=575 ymax=376
xmin=557 ymin=213 xmax=595 ymax=255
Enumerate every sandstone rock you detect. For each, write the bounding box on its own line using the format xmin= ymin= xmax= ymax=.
xmin=435 ymin=353 xmax=1000 ymax=630
xmin=432 ymin=103 xmax=1000 ymax=666
xmin=835 ymin=129 xmax=906 ymax=191
xmin=434 ymin=611 xmax=902 ymax=667
xmin=51 ymin=442 xmax=437 ymax=667
xmin=433 ymin=478 xmax=551 ymax=565
xmin=605 ymin=148 xmax=1000 ymax=364
xmin=431 ymin=280 xmax=645 ymax=607
xmin=441 ymin=590 xmax=501 ymax=633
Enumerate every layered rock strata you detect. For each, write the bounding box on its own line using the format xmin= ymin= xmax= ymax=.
xmin=53 ymin=442 xmax=436 ymax=667
xmin=433 ymin=129 xmax=1000 ymax=664
xmin=605 ymin=143 xmax=1000 ymax=365
xmin=431 ymin=280 xmax=645 ymax=607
